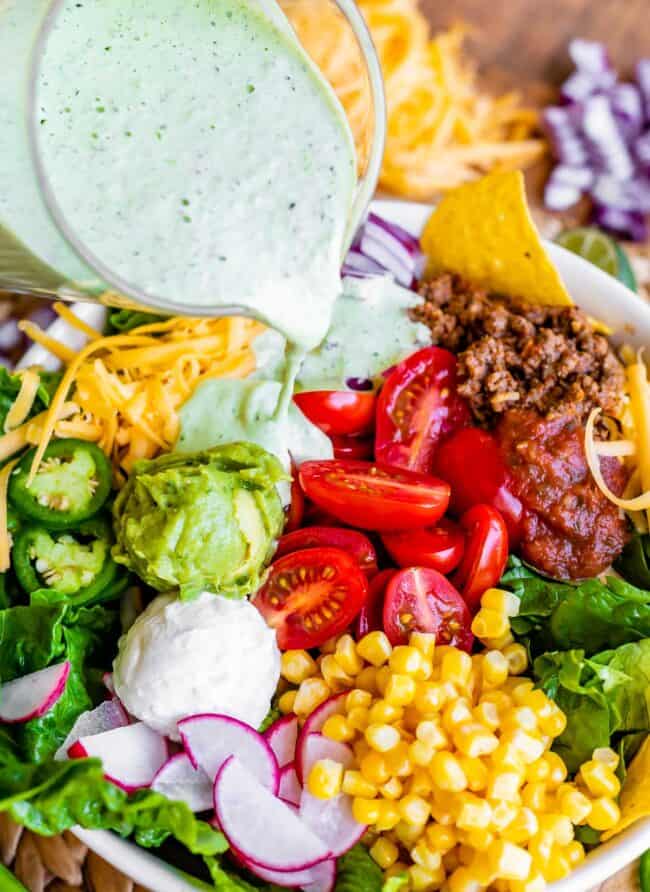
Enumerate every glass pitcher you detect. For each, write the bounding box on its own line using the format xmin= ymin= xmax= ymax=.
xmin=0 ymin=0 xmax=386 ymax=317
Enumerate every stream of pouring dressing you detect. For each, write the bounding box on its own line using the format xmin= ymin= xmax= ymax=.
xmin=32 ymin=0 xmax=358 ymax=452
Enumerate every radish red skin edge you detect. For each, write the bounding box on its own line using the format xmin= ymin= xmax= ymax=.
xmin=0 ymin=661 xmax=71 ymax=724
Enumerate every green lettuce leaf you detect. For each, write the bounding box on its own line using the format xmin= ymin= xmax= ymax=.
xmin=534 ymin=640 xmax=650 ymax=771
xmin=108 ymin=309 xmax=165 ymax=333
xmin=502 ymin=557 xmax=650 ymax=657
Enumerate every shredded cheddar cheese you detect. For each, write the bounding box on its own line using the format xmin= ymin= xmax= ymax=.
xmin=4 ymin=370 xmax=41 ymax=432
xmin=20 ymin=309 xmax=264 ymax=485
xmin=0 ymin=458 xmax=20 ymax=572
xmin=282 ymin=1 xmax=545 ymax=198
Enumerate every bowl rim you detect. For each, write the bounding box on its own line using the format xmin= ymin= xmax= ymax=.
xmin=17 ymin=196 xmax=650 ymax=892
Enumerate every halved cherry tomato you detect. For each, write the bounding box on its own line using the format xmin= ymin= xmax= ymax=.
xmin=452 ymin=504 xmax=509 ymax=612
xmin=254 ymin=547 xmax=368 ymax=649
xmin=275 ymin=526 xmax=378 ymax=577
xmin=355 ymin=568 xmax=397 ymax=639
xmin=299 ymin=460 xmax=450 ymax=532
xmin=283 ymin=473 xmax=305 ymax=534
xmin=294 ymin=391 xmax=376 ymax=437
xmin=375 ymin=346 xmax=471 ymax=473
xmin=331 ymin=434 xmax=374 ymax=460
xmin=381 ymin=518 xmax=465 ymax=575
xmin=433 ymin=427 xmax=523 ymax=545
xmin=382 ymin=567 xmax=473 ymax=651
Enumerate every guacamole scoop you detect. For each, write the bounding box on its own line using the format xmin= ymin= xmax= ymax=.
xmin=112 ymin=442 xmax=286 ymax=598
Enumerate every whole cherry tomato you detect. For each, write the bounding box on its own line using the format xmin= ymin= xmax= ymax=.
xmin=355 ymin=568 xmax=397 ymax=638
xmin=299 ymin=459 xmax=450 ymax=532
xmin=275 ymin=526 xmax=378 ymax=577
xmin=294 ymin=390 xmax=376 ymax=437
xmin=330 ymin=434 xmax=375 ymax=460
xmin=254 ymin=547 xmax=368 ymax=649
xmin=382 ymin=567 xmax=473 ymax=651
xmin=433 ymin=427 xmax=523 ymax=545
xmin=381 ymin=518 xmax=465 ymax=575
xmin=375 ymin=346 xmax=470 ymax=473
xmin=452 ymin=504 xmax=509 ymax=612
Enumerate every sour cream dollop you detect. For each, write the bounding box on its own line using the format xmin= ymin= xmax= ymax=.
xmin=113 ymin=591 xmax=280 ymax=740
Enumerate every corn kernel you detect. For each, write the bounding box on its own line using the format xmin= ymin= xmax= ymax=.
xmin=355 ymin=666 xmax=378 ymax=693
xmin=456 ymin=794 xmax=492 ymax=831
xmin=426 ymin=823 xmax=456 ymax=853
xmin=357 ymin=631 xmax=391 ymax=666
xmin=334 ymin=634 xmax=364 ymax=676
xmin=542 ymin=751 xmax=567 ymax=787
xmin=540 ymin=848 xmax=571 ymax=883
xmin=375 ymin=666 xmax=392 ymax=695
xmin=380 ymin=776 xmax=403 ymax=799
xmin=482 ymin=650 xmax=509 ymax=688
xmin=579 ymin=759 xmax=621 ymax=798
xmin=487 ymin=840 xmax=532 ymax=882
xmin=408 ymin=768 xmax=434 ymax=797
xmin=353 ymin=738 xmax=370 ymax=762
xmin=385 ymin=673 xmax=417 ymax=707
xmin=502 ymin=807 xmax=538 ymax=843
xmin=448 ymin=867 xmax=483 ymax=892
xmin=483 ymin=631 xmax=515 ymax=650
xmin=410 ymin=631 xmax=436 ymax=661
xmin=527 ymin=830 xmax=553 ymax=866
xmin=566 ymin=841 xmax=585 ymax=867
xmin=369 ymin=836 xmax=399 ymax=869
xmin=411 ymin=840 xmax=442 ymax=871
xmin=459 ymin=756 xmax=488 ymax=793
xmin=473 ymin=701 xmax=499 ymax=731
xmin=280 ymin=650 xmax=317 ymax=684
xmin=521 ymin=782 xmax=547 ymax=812
xmin=487 ymin=770 xmax=523 ymax=802
xmin=395 ymin=819 xmax=427 ymax=848
xmin=481 ymin=588 xmax=520 ymax=617
xmin=408 ymin=739 xmax=434 ymax=768
xmin=442 ymin=698 xmax=473 ymax=734
xmin=384 ymin=862 xmax=409 ymax=881
xmin=375 ymin=800 xmax=402 ymax=832
xmin=558 ymin=787 xmax=592 ymax=824
xmin=321 ymin=714 xmax=355 ymax=743
xmin=360 ymin=751 xmax=390 ymax=786
xmin=454 ymin=722 xmax=499 ymax=758
xmin=409 ymin=863 xmax=444 ymax=891
xmin=416 ymin=720 xmax=448 ymax=750
xmin=524 ymin=759 xmax=550 ymax=785
xmin=431 ymin=751 xmax=467 ymax=792
xmin=278 ymin=690 xmax=297 ymax=715
xmin=368 ymin=699 xmax=403 ymax=724
xmin=307 ymin=759 xmax=343 ymax=800
xmin=502 ymin=643 xmax=528 ymax=676
xmin=587 ymin=797 xmax=621 ymax=831
xmin=347 ymin=707 xmax=370 ymax=732
xmin=385 ymin=740 xmax=414 ymax=778
xmin=415 ymin=681 xmax=454 ymax=713
xmin=399 ymin=794 xmax=431 ymax=826
xmin=593 ymin=747 xmax=619 ymax=771
xmin=341 ymin=769 xmax=377 ymax=798
xmin=509 ymin=872 xmax=546 ymax=892
xmin=390 ymin=646 xmax=425 ymax=676
xmin=490 ymin=801 xmax=519 ymax=832
xmin=440 ymin=650 xmax=473 ymax=688
xmin=480 ymin=690 xmax=513 ymax=714
xmin=503 ymin=730 xmax=546 ymax=766
xmin=507 ymin=679 xmax=535 ymax=704
xmin=346 ymin=688 xmax=372 ymax=711
xmin=472 ymin=608 xmax=509 ymax=640
xmin=538 ymin=704 xmax=567 ymax=738
xmin=320 ymin=634 xmax=340 ymax=654
xmin=365 ymin=723 xmax=401 ymax=753
xmin=293 ymin=677 xmax=330 ymax=716
xmin=538 ymin=814 xmax=573 ymax=846
xmin=491 ymin=742 xmax=525 ymax=772
xmin=443 ymin=849 xmax=460 ymax=873
xmin=519 ymin=688 xmax=552 ymax=716
xmin=352 ymin=797 xmax=382 ymax=825
xmin=320 ymin=654 xmax=355 ymax=691
xmin=502 ymin=706 xmax=537 ymax=734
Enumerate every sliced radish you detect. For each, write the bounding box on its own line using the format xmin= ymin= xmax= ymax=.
xmin=179 ymin=714 xmax=279 ymax=794
xmin=0 ymin=661 xmax=70 ymax=724
xmin=68 ymin=721 xmax=168 ymax=792
xmin=55 ymin=698 xmax=129 ymax=761
xmin=152 ymin=752 xmax=213 ymax=812
xmin=295 ymin=695 xmax=346 ymax=783
xmin=298 ymin=735 xmax=364 ymax=858
xmin=296 ymin=725 xmax=351 ymax=787
xmin=214 ymin=756 xmax=331 ymax=871
xmin=235 ymin=849 xmax=337 ymax=890
xmin=102 ymin=672 xmax=115 ymax=696
xmin=265 ymin=715 xmax=298 ymax=768
xmin=279 ymin=763 xmax=301 ymax=807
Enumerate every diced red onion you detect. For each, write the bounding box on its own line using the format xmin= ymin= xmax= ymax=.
xmin=345 ymin=377 xmax=374 ymax=392
xmin=582 ymin=94 xmax=635 ymax=180
xmin=561 ymin=70 xmax=616 ymax=104
xmin=549 ymin=164 xmax=595 ymax=190
xmin=0 ymin=319 xmax=24 ymax=353
xmin=542 ymin=106 xmax=589 ymax=167
xmin=593 ymin=204 xmax=648 ymax=242
xmin=343 ymin=213 xmax=424 ymax=289
xmin=342 ymin=249 xmax=387 ymax=278
xmin=591 ymin=174 xmax=641 ymax=212
xmin=610 ymin=84 xmax=644 ymax=139
xmin=636 ymin=60 xmax=650 ymax=119
xmin=27 ymin=305 xmax=57 ymax=329
xmin=544 ymin=181 xmax=582 ymax=212
xmin=568 ymin=38 xmax=613 ymax=75
xmin=635 ymin=130 xmax=650 ymax=173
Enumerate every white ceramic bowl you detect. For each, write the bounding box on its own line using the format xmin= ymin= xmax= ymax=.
xmin=19 ymin=198 xmax=650 ymax=892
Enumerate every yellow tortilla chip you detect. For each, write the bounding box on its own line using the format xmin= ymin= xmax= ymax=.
xmin=420 ymin=170 xmax=572 ymax=306
xmin=602 ymin=735 xmax=650 ymax=841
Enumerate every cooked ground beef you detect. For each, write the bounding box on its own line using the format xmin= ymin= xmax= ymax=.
xmin=413 ymin=273 xmax=625 ymax=425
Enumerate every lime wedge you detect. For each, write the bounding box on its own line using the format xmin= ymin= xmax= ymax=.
xmin=556 ymin=227 xmax=637 ymax=292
